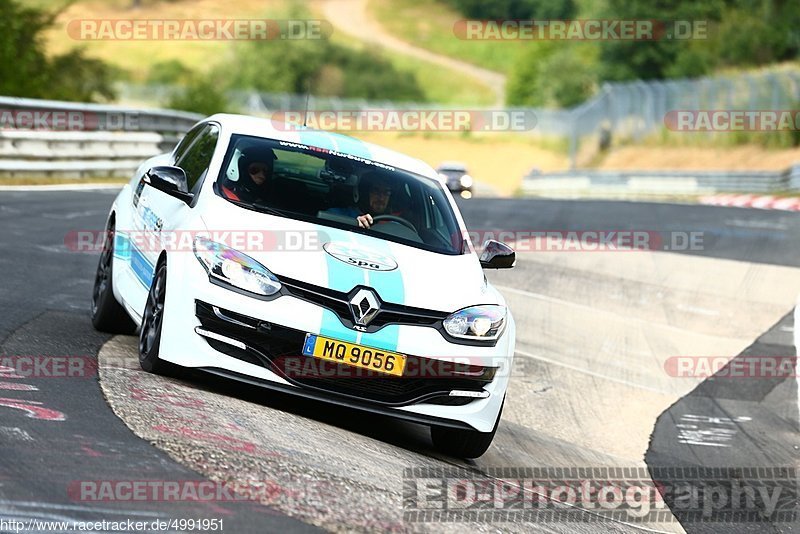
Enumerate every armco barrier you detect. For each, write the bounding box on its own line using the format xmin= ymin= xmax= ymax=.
xmin=0 ymin=96 xmax=201 ymax=179
xmin=521 ymin=165 xmax=800 ymax=200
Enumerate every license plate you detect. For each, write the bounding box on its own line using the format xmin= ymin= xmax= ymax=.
xmin=302 ymin=334 xmax=406 ymax=377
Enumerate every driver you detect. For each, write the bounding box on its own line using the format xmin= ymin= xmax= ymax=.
xmin=327 ymin=171 xmax=400 ymax=229
xmin=221 ymin=146 xmax=277 ymax=203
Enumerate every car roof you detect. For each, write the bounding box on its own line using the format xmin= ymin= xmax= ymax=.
xmin=205 ymin=113 xmax=437 ymax=179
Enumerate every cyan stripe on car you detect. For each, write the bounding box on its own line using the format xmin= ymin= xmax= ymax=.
xmin=114 ymin=231 xmax=153 ymax=287
xmin=129 ymin=241 xmax=155 ymax=288
xmin=113 ymin=232 xmax=131 ymax=261
xmin=296 ymin=130 xmax=406 ymax=352
xmin=297 ymin=130 xmax=367 ymax=344
xmin=357 ymin=240 xmax=404 ymax=353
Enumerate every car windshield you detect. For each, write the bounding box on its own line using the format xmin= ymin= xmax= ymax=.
xmin=215 ymin=134 xmax=464 ymax=255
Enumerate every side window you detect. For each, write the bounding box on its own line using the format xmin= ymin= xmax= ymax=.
xmin=176 ymin=124 xmax=220 ymax=193
xmin=426 ymin=193 xmax=457 ymax=245
xmin=172 ymin=124 xmax=204 ymax=163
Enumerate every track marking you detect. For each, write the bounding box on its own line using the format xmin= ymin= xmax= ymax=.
xmin=675 ymin=303 xmax=719 ymax=316
xmin=0 ymin=427 xmax=33 ymax=441
xmin=0 ymin=398 xmax=65 ymax=421
xmin=724 ymin=218 xmax=790 ymax=230
xmin=0 ymin=500 xmax=167 ymax=518
xmin=515 ymin=348 xmax=671 ymax=395
xmin=495 ymin=284 xmax=699 ymax=336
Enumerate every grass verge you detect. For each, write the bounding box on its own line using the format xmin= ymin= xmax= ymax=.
xmin=367 ymin=0 xmax=522 ymax=75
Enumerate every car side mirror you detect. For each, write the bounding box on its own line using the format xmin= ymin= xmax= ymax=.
xmin=479 ymin=239 xmax=515 ymax=269
xmin=145 ymin=166 xmax=193 ymax=204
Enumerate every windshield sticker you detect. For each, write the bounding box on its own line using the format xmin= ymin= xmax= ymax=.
xmin=277 ymin=140 xmax=395 ymax=171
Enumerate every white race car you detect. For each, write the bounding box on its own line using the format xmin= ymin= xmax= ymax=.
xmin=91 ymin=114 xmax=516 ymax=458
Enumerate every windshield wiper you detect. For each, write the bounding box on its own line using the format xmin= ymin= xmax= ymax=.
xmin=226 ymin=198 xmax=286 ymax=218
xmin=251 ymin=202 xmax=287 ymax=217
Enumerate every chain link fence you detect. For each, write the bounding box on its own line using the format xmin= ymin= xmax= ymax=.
xmin=117 ymin=67 xmax=800 ymax=168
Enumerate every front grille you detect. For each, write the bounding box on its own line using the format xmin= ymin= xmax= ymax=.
xmin=195 ymin=300 xmax=493 ymax=406
xmin=195 ymin=301 xmax=306 ymax=364
xmin=277 ymin=276 xmax=447 ymax=332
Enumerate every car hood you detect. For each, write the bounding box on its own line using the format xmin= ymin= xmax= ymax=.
xmin=200 ymin=197 xmax=497 ymax=312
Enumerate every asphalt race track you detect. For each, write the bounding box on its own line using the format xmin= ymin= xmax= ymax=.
xmin=1 ymin=189 xmax=798 ymax=533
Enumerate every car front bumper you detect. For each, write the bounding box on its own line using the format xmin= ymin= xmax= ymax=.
xmin=158 ymin=252 xmax=515 ymax=432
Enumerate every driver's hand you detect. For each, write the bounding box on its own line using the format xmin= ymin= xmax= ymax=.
xmin=357 ymin=213 xmax=373 ymax=228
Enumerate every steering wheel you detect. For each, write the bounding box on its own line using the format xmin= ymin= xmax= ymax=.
xmin=371 ymin=214 xmax=417 ymax=232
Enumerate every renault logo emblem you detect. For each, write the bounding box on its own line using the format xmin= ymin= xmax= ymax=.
xmin=349 ymin=288 xmax=380 ymax=326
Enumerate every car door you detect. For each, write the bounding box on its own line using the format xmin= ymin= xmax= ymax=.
xmin=126 ymin=123 xmax=220 ymax=316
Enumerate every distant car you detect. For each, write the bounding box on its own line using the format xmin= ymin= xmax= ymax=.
xmin=91 ymin=114 xmax=517 ymax=458
xmin=436 ymin=161 xmax=473 ymax=195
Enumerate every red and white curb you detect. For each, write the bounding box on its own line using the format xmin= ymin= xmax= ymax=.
xmin=700 ymin=194 xmax=800 ymax=211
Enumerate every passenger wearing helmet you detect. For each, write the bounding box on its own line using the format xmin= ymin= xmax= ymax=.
xmin=326 ymin=171 xmax=400 ymax=229
xmin=221 ymin=146 xmax=277 ymax=203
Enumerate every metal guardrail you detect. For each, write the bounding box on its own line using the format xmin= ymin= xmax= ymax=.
xmin=0 ymin=96 xmax=201 ymax=135
xmin=0 ymin=96 xmax=202 ymax=179
xmin=521 ymin=166 xmax=800 ymax=199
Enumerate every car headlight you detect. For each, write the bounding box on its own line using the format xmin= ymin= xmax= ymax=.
xmin=443 ymin=305 xmax=506 ymax=341
xmin=459 ymin=174 xmax=473 ymax=188
xmin=193 ymin=236 xmax=281 ymax=296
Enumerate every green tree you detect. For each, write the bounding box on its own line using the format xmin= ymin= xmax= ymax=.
xmin=167 ymin=77 xmax=229 ymax=116
xmin=597 ymin=0 xmax=728 ymax=81
xmin=0 ymin=0 xmax=54 ymax=98
xmin=507 ymin=42 xmax=597 ymax=108
xmin=445 ymin=0 xmax=577 ymax=19
xmin=147 ymin=60 xmax=193 ymax=85
xmin=0 ymin=0 xmax=118 ymax=101
xmin=223 ymin=21 xmax=425 ymax=101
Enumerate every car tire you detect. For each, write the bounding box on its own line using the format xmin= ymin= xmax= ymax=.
xmin=91 ymin=220 xmax=136 ymax=334
xmin=138 ymin=261 xmax=175 ymax=375
xmin=430 ymin=398 xmax=504 ymax=459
